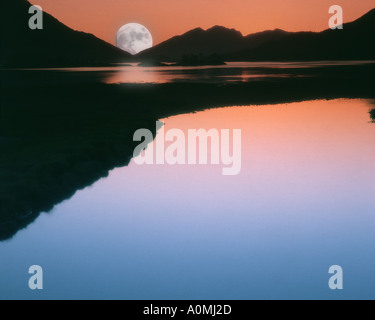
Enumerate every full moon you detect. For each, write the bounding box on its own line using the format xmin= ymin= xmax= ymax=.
xmin=116 ymin=23 xmax=153 ymax=55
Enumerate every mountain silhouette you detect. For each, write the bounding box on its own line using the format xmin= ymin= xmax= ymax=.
xmin=138 ymin=26 xmax=290 ymax=61
xmin=139 ymin=8 xmax=375 ymax=61
xmin=226 ymin=8 xmax=375 ymax=61
xmin=0 ymin=0 xmax=131 ymax=67
xmin=2 ymin=0 xmax=373 ymax=66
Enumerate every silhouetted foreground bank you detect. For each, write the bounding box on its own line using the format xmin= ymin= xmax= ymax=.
xmin=1 ymin=64 xmax=375 ymax=240
xmin=0 ymin=120 xmax=158 ymax=241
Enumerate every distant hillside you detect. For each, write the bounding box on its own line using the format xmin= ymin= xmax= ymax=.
xmin=138 ymin=8 xmax=375 ymax=61
xmin=138 ymin=26 xmax=290 ymax=61
xmin=0 ymin=0 xmax=131 ymax=67
xmin=226 ymin=8 xmax=375 ymax=61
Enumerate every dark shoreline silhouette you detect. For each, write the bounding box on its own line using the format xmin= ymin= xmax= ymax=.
xmin=0 ymin=122 xmax=157 ymax=241
xmin=176 ymin=54 xmax=226 ymax=66
xmin=138 ymin=54 xmax=226 ymax=67
xmin=138 ymin=61 xmax=170 ymax=67
xmin=1 ymin=63 xmax=375 ymax=241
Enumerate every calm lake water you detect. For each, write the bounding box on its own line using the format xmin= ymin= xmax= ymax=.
xmin=2 ymin=61 xmax=375 ymax=85
xmin=1 ymin=98 xmax=374 ymax=300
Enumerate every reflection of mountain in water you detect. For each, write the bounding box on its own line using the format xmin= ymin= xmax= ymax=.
xmin=1 ymin=65 xmax=375 ymax=241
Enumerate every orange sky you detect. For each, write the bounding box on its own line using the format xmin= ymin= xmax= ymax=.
xmin=32 ymin=0 xmax=374 ymax=45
